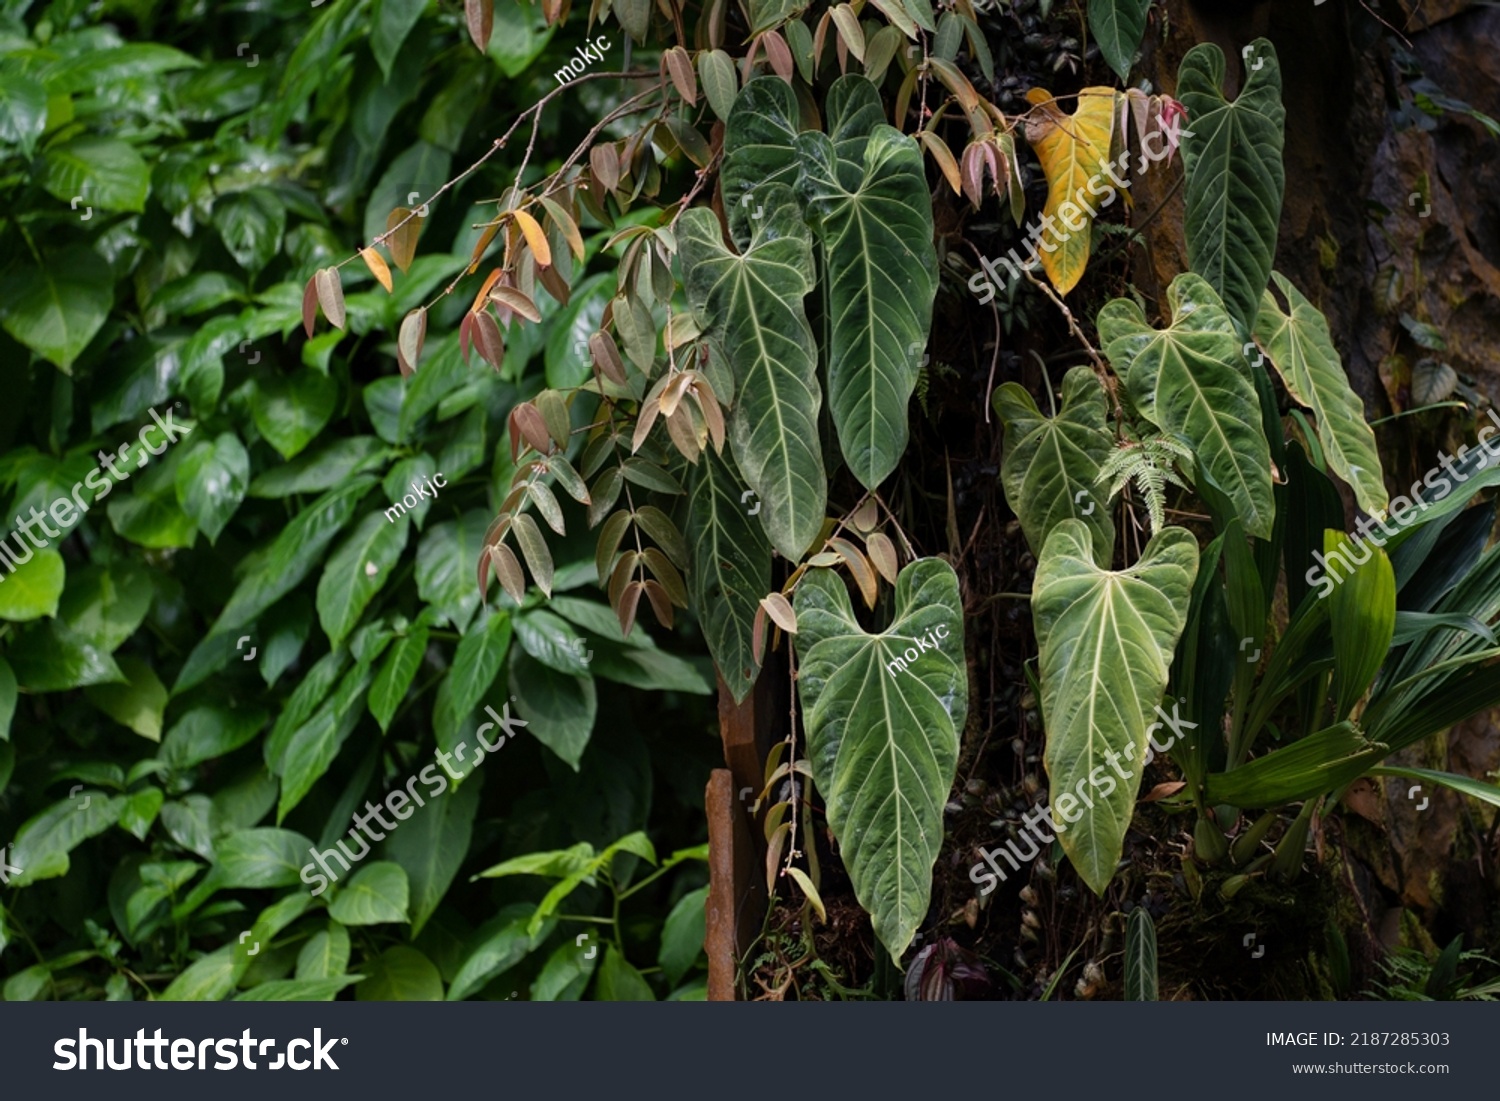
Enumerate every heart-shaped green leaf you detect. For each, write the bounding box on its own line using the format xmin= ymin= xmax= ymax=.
xmin=1088 ymin=0 xmax=1151 ymax=81
xmin=720 ymin=77 xmax=802 ymax=249
xmin=679 ymin=188 xmax=825 ymax=559
xmin=688 ymin=447 xmax=773 ymax=703
xmin=1254 ymin=272 xmax=1387 ymax=515
xmin=794 ymin=558 xmax=967 ymax=959
xmin=1033 ymin=520 xmax=1198 ymax=894
xmin=796 ymin=123 xmax=937 ymax=489
xmin=1178 ymin=39 xmax=1285 ymax=337
xmin=1098 ymin=273 xmax=1274 ymax=539
xmin=994 ymin=365 xmax=1116 ymax=561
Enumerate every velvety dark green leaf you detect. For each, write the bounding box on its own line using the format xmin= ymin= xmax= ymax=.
xmin=1178 ymin=39 xmax=1285 ymax=336
xmin=679 ymin=191 xmax=823 ymax=558
xmin=794 ymin=558 xmax=967 ymax=959
xmin=719 ymin=77 xmax=803 ymax=248
xmin=1033 ymin=520 xmax=1197 ymax=893
xmin=1098 ymin=273 xmax=1274 ymax=539
xmin=1124 ymin=905 xmax=1158 ymax=1000
xmin=995 ymin=365 xmax=1116 ymax=561
xmin=796 ymin=123 xmax=936 ymax=488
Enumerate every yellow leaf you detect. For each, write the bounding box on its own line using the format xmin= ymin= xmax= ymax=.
xmin=359 ymin=247 xmax=393 ymax=293
xmin=511 ymin=208 xmax=552 ymax=267
xmin=1022 ymin=87 xmax=1118 ymax=296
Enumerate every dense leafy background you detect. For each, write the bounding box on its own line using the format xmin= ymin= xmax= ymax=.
xmin=0 ymin=0 xmax=717 ymax=1001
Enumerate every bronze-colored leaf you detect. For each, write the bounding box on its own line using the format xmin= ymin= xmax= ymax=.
xmin=596 ymin=509 xmax=633 ymax=583
xmin=528 ymin=480 xmax=566 ymax=536
xmin=490 ymin=542 xmax=527 ymax=604
xmin=664 ymin=45 xmax=697 ymax=105
xmin=761 ymin=30 xmax=795 ymax=82
xmin=386 ymin=207 xmax=424 ymax=274
xmin=397 ymin=307 xmax=426 ymax=377
xmin=633 ymin=504 xmax=688 ymax=568
xmin=548 ymin=455 xmax=591 ymax=505
xmin=511 ymin=512 xmax=554 ymax=596
xmin=468 ymin=221 xmax=501 ymax=273
xmin=471 ymin=309 xmax=505 ymax=370
xmin=537 ymin=261 xmax=570 ymax=306
xmin=916 ymin=130 xmax=962 ymax=196
xmin=751 ymin=602 xmax=768 ymax=663
xmin=631 ymin=397 xmax=662 ymax=454
xmin=590 ymin=144 xmax=620 ymax=193
xmin=641 ymin=579 xmax=675 ymax=628
xmin=615 ymin=579 xmax=644 ymax=638
xmin=589 ymin=331 xmax=628 ymax=386
xmin=511 ymin=208 xmax=552 ymax=267
xmin=587 ymin=467 xmax=624 ymax=527
xmin=510 ymin=402 xmax=553 ymax=457
xmin=488 ymin=285 xmax=542 ymax=324
xmin=608 ymin=550 xmax=639 ymax=609
xmin=459 ymin=311 xmax=475 ymax=365
xmin=301 ymin=273 xmax=319 ymax=338
xmin=359 ymin=247 xmax=394 ymax=293
xmin=659 ymin=370 xmax=694 ymax=418
xmin=640 ymin=548 xmax=688 ymax=607
xmin=314 ymin=267 xmax=346 ymax=331
xmin=960 ymin=140 xmax=986 ymax=208
xmin=829 ymin=536 xmax=879 ymax=609
xmin=690 ymin=379 xmax=726 ymax=453
xmin=759 ymin=591 xmax=798 ymax=635
xmin=465 ymin=0 xmax=493 ymax=51
xmin=850 ymin=498 xmax=879 ymax=532
xmin=533 ymin=389 xmax=571 ymax=449
xmin=664 ymin=406 xmax=702 ymax=464
xmin=864 ymin=530 xmax=900 ymax=585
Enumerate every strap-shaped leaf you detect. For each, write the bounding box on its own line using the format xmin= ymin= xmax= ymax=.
xmin=796 ymin=125 xmax=937 ymax=489
xmin=679 ymin=188 xmax=825 ymax=559
xmin=994 ymin=365 xmax=1116 ymax=561
xmin=1088 ymin=0 xmax=1151 ymax=82
xmin=1254 ymin=272 xmax=1388 ymax=515
xmin=1178 ymin=39 xmax=1285 ymax=337
xmin=688 ymin=447 xmax=774 ymax=703
xmin=720 ymin=77 xmax=802 ymax=249
xmin=794 ymin=558 xmax=966 ymax=959
xmin=1098 ymin=273 xmax=1274 ymax=539
xmin=1034 ymin=520 xmax=1197 ymax=894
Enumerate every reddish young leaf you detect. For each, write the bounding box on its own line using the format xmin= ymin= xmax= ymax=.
xmin=459 ymin=311 xmax=475 ymax=365
xmin=762 ymin=30 xmax=795 ymax=83
xmin=615 ymin=580 xmax=644 ymax=638
xmin=511 ymin=512 xmax=554 ymax=596
xmin=537 ymin=262 xmax=571 ymax=307
xmin=468 ymin=221 xmax=502 ymax=273
xmin=301 ymin=273 xmax=319 ymax=338
xmin=489 ymin=284 xmax=542 ymax=323
xmin=590 ymin=144 xmax=620 ymax=193
xmin=314 ymin=267 xmax=346 ymax=331
xmin=664 ymin=45 xmax=697 ymax=105
xmin=472 ymin=310 xmax=505 ymax=370
xmin=490 ymin=542 xmax=527 ymax=604
xmin=511 ymin=402 xmax=553 ymax=457
xmin=865 ymin=531 xmax=900 ymax=585
xmin=759 ymin=592 xmax=798 ymax=634
xmin=829 ymin=536 xmax=879 ymax=609
xmin=595 ymin=509 xmax=633 ymax=584
xmin=465 ymin=0 xmax=493 ymax=51
xmin=397 ymin=307 xmax=427 ymax=377
xmin=641 ymin=579 xmax=675 ymax=628
xmin=538 ymin=195 xmax=585 ymax=260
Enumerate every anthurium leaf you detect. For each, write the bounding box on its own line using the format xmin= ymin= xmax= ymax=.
xmin=719 ymin=76 xmax=802 ymax=249
xmin=1097 ymin=273 xmax=1274 ymax=539
xmin=1088 ymin=0 xmax=1151 ymax=81
xmin=796 ymin=123 xmax=937 ymax=489
xmin=1033 ymin=520 xmax=1198 ymax=894
xmin=1325 ymin=530 xmax=1395 ymax=719
xmin=1178 ymin=39 xmax=1285 ymax=337
xmin=1124 ymin=905 xmax=1157 ymax=1001
xmin=793 ymin=558 xmax=967 ymax=959
xmin=678 ymin=188 xmax=824 ymax=559
xmin=1254 ymin=272 xmax=1387 ymax=515
xmin=994 ymin=365 xmax=1116 ymax=561
xmin=1021 ymin=87 xmax=1118 ymax=295
xmin=687 ymin=446 xmax=773 ymax=703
